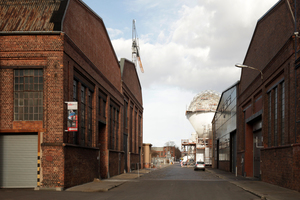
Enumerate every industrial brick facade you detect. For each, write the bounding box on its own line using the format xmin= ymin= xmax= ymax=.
xmin=120 ymin=58 xmax=144 ymax=172
xmin=152 ymin=146 xmax=176 ymax=159
xmin=0 ymin=0 xmax=143 ymax=189
xmin=236 ymin=0 xmax=300 ymax=192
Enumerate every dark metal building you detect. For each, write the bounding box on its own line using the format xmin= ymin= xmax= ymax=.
xmin=212 ymin=82 xmax=238 ymax=173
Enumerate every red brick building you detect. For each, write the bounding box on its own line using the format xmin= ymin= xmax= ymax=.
xmin=152 ymin=146 xmax=176 ymax=158
xmin=120 ymin=58 xmax=144 ymax=171
xmin=237 ymin=0 xmax=300 ymax=192
xmin=0 ymin=0 xmax=143 ymax=190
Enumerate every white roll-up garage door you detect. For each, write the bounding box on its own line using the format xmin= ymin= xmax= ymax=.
xmin=0 ymin=134 xmax=38 ymax=188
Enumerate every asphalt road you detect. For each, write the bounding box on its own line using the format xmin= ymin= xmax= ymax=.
xmin=0 ymin=164 xmax=260 ymax=200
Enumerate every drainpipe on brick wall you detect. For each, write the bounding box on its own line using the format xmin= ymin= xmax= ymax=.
xmin=98 ymin=149 xmax=101 ymax=179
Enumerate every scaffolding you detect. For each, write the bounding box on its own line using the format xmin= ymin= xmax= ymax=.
xmin=181 ymin=139 xmax=196 ymax=162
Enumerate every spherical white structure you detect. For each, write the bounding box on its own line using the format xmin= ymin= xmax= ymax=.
xmin=186 ymin=90 xmax=220 ymax=138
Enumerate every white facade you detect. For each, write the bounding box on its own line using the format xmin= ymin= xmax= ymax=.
xmin=186 ymin=112 xmax=214 ymax=138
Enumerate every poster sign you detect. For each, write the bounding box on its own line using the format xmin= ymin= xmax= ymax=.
xmin=65 ymin=102 xmax=78 ymax=132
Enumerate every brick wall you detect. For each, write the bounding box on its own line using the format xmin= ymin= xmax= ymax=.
xmin=121 ymin=59 xmax=143 ymax=104
xmin=240 ymin=0 xmax=294 ymax=93
xmin=0 ymin=34 xmax=64 ymax=133
xmin=63 ymin=34 xmax=124 ymax=179
xmin=100 ymin=150 xmax=109 ymax=179
xmin=0 ymin=34 xmax=66 ymax=189
xmin=40 ymin=146 xmax=64 ymax=188
xmin=63 ymin=0 xmax=122 ymax=91
xmin=0 ymin=69 xmax=13 ymax=129
xmin=0 ymin=0 xmax=144 ymax=189
xmin=130 ymin=153 xmax=140 ymax=170
xmin=109 ymin=151 xmax=125 ymax=177
xmin=64 ymin=146 xmax=99 ymax=188
xmin=219 ymin=161 xmax=230 ymax=172
xmin=121 ymin=59 xmax=143 ymax=172
xmin=236 ymin=0 xmax=300 ymax=192
xmin=261 ymin=145 xmax=300 ymax=192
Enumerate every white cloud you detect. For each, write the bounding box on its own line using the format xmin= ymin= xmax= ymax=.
xmin=106 ymin=0 xmax=279 ymax=146
xmin=107 ymin=28 xmax=124 ymax=38
xmin=142 ymin=86 xmax=196 ymax=147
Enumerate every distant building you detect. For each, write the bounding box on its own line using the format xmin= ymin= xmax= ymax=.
xmin=143 ymin=143 xmax=152 ymax=168
xmin=152 ymin=146 xmax=175 ymax=160
xmin=0 ymin=0 xmax=143 ymax=189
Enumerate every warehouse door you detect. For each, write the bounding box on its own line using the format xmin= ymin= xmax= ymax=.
xmin=0 ymin=134 xmax=38 ymax=188
xmin=230 ymin=131 xmax=237 ymax=173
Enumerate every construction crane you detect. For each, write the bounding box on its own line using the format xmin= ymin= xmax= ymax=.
xmin=132 ymin=20 xmax=144 ymax=73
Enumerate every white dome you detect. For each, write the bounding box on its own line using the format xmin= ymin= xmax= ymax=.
xmin=187 ymin=90 xmax=220 ymax=112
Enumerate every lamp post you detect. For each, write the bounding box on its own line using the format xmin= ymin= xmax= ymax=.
xmin=235 ymin=64 xmax=263 ymax=80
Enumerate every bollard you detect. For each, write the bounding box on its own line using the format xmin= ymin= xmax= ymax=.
xmin=138 ymin=163 xmax=139 ymax=178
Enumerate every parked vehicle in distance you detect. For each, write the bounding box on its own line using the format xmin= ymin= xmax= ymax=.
xmin=194 ymin=161 xmax=205 ymax=171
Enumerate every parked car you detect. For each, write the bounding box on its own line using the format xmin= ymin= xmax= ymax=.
xmin=194 ymin=161 xmax=205 ymax=171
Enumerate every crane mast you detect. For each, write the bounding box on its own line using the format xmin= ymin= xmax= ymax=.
xmin=132 ymin=20 xmax=144 ymax=73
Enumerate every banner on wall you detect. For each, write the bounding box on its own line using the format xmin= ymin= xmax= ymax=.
xmin=65 ymin=102 xmax=78 ymax=132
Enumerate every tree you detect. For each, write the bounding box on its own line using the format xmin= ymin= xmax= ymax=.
xmin=164 ymin=141 xmax=176 ymax=147
xmin=151 ymin=150 xmax=159 ymax=158
xmin=174 ymin=146 xmax=181 ymax=160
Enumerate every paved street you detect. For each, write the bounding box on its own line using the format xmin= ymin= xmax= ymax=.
xmin=0 ymin=164 xmax=263 ymax=200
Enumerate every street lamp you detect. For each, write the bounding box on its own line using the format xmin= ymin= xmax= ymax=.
xmin=235 ymin=64 xmax=263 ymax=80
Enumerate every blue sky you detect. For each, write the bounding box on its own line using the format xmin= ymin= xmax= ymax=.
xmin=82 ymin=0 xmax=279 ymax=147
xmin=82 ymin=0 xmax=189 ymax=42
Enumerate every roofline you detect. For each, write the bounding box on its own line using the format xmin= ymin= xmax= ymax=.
xmin=213 ymin=81 xmax=239 ymax=122
xmin=120 ymin=57 xmax=143 ymax=91
xmin=119 ymin=58 xmax=132 ymax=77
xmin=221 ymin=80 xmax=240 ymax=94
xmin=75 ymin=0 xmax=120 ymax=70
xmin=61 ymin=0 xmax=71 ymax=31
xmin=242 ymin=0 xmax=285 ymax=65
xmin=0 ymin=31 xmax=62 ymax=35
xmin=77 ymin=0 xmax=104 ymax=22
xmin=257 ymin=0 xmax=282 ymax=22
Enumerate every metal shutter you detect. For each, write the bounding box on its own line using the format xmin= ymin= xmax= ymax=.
xmin=0 ymin=134 xmax=38 ymax=188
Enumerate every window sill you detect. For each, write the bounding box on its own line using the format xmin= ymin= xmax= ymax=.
xmin=41 ymin=142 xmax=99 ymax=150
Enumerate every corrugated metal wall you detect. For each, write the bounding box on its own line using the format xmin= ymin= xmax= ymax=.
xmin=0 ymin=134 xmax=37 ymax=188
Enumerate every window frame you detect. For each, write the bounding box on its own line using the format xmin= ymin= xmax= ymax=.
xmin=80 ymin=85 xmax=86 ymax=146
xmin=14 ymin=69 xmax=43 ymax=121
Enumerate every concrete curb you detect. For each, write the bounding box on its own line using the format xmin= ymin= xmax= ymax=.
xmin=206 ymin=168 xmax=300 ymax=200
xmin=206 ymin=169 xmax=264 ymax=199
xmin=65 ymin=180 xmax=126 ymax=192
xmin=65 ymin=165 xmax=171 ymax=192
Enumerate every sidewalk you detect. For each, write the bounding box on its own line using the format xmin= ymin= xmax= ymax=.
xmin=65 ymin=164 xmax=170 ymax=192
xmin=206 ymin=168 xmax=300 ymax=200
